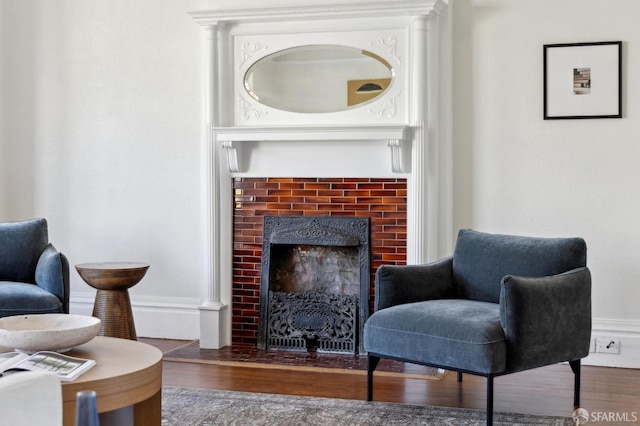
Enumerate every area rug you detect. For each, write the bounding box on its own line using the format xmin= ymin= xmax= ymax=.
xmin=161 ymin=386 xmax=573 ymax=426
xmin=163 ymin=340 xmax=445 ymax=379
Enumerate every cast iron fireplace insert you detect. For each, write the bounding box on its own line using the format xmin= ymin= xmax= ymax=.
xmin=257 ymin=215 xmax=370 ymax=353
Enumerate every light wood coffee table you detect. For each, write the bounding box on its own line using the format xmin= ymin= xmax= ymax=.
xmin=61 ymin=336 xmax=162 ymax=426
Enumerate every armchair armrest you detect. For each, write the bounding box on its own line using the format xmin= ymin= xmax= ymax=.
xmin=374 ymin=256 xmax=456 ymax=311
xmin=35 ymin=244 xmax=70 ymax=313
xmin=499 ymin=267 xmax=591 ymax=373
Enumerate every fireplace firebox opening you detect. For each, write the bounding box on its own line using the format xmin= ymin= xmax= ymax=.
xmin=258 ymin=215 xmax=370 ymax=354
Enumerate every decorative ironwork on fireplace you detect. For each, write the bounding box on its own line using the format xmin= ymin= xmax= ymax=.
xmin=258 ymin=215 xmax=370 ymax=354
xmin=267 ymin=291 xmax=358 ymax=353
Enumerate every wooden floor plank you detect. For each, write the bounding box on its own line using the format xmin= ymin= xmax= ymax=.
xmin=142 ymin=338 xmax=640 ymax=418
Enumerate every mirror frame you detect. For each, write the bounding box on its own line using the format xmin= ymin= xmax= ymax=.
xmin=233 ymin=29 xmax=407 ymax=125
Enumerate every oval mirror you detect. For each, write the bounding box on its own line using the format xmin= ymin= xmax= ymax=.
xmin=244 ymin=45 xmax=393 ymax=113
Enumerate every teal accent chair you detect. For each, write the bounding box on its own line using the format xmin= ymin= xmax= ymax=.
xmin=364 ymin=229 xmax=591 ymax=425
xmin=0 ymin=218 xmax=69 ymax=317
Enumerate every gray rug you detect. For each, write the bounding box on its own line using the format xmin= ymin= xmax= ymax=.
xmin=161 ymin=386 xmax=573 ymax=425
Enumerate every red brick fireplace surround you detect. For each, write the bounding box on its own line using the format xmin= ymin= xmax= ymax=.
xmin=231 ymin=177 xmax=408 ymax=346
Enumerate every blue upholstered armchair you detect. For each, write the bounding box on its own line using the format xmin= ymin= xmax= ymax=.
xmin=0 ymin=218 xmax=70 ymax=317
xmin=364 ymin=229 xmax=591 ymax=425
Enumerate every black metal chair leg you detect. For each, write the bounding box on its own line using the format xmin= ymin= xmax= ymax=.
xmin=569 ymin=359 xmax=581 ymax=408
xmin=486 ymin=376 xmax=494 ymax=426
xmin=367 ymin=355 xmax=380 ymax=401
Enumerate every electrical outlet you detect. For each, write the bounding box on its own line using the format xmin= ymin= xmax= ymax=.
xmin=595 ymin=338 xmax=621 ymax=354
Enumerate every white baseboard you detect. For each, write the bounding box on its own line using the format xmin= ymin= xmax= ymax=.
xmin=584 ymin=318 xmax=640 ymax=369
xmin=70 ymin=293 xmax=200 ymax=341
xmin=71 ymin=294 xmax=640 ymax=368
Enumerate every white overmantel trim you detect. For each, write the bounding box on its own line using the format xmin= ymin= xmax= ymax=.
xmin=215 ymin=125 xmax=411 ymax=173
xmin=191 ymin=0 xmax=451 ymax=349
xmin=215 ymin=124 xmax=409 ymax=141
xmin=189 ymin=0 xmax=446 ymax=26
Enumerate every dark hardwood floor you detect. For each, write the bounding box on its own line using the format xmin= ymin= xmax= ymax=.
xmin=142 ymin=338 xmax=639 ymax=420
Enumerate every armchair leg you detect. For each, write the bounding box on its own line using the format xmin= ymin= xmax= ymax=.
xmin=569 ymin=359 xmax=581 ymax=408
xmin=486 ymin=376 xmax=494 ymax=426
xmin=367 ymin=355 xmax=380 ymax=401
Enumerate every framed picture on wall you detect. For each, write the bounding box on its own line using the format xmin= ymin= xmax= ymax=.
xmin=543 ymin=41 xmax=622 ymax=119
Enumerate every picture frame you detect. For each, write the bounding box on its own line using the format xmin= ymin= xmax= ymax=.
xmin=543 ymin=41 xmax=622 ymax=120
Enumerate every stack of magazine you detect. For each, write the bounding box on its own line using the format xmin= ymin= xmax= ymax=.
xmin=0 ymin=350 xmax=96 ymax=382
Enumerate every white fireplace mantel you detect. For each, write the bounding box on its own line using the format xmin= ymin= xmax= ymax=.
xmin=215 ymin=124 xmax=411 ymax=173
xmin=191 ymin=0 xmax=451 ymax=349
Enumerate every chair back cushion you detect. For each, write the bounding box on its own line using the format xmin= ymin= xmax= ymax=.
xmin=0 ymin=219 xmax=49 ymax=284
xmin=452 ymin=229 xmax=586 ymax=303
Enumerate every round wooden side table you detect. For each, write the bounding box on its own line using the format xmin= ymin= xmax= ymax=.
xmin=75 ymin=262 xmax=149 ymax=340
xmin=61 ymin=336 xmax=162 ymax=426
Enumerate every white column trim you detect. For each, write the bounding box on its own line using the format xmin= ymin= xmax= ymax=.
xmin=407 ymin=15 xmax=429 ymax=265
xmin=198 ymin=24 xmax=230 ymax=349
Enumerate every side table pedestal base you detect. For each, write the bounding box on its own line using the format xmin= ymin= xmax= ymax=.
xmin=93 ymin=289 xmax=137 ymax=340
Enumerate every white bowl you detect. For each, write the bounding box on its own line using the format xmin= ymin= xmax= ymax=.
xmin=0 ymin=314 xmax=101 ymax=352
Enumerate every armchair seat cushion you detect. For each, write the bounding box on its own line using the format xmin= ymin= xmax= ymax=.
xmin=0 ymin=282 xmax=64 ymax=317
xmin=364 ymin=299 xmax=506 ymax=374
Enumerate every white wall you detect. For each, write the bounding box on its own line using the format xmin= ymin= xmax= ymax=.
xmin=0 ymin=1 xmax=7 ymax=219
xmin=2 ymin=0 xmax=639 ymax=367
xmin=2 ymin=0 xmax=206 ymax=338
xmin=452 ymin=0 xmax=640 ymax=367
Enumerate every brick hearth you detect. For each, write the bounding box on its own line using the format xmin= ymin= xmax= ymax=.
xmin=231 ymin=177 xmax=408 ymax=346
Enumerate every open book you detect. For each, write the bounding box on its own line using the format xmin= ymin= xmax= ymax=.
xmin=0 ymin=350 xmax=96 ymax=382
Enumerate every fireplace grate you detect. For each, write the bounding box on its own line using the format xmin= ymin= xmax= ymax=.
xmin=267 ymin=291 xmax=358 ymax=353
